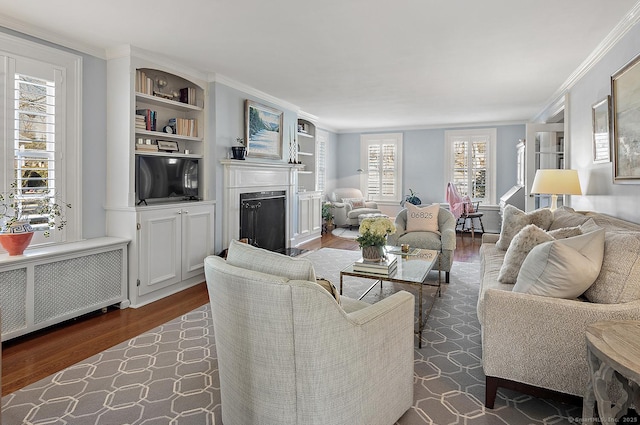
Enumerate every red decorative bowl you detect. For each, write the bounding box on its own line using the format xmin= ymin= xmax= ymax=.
xmin=0 ymin=232 xmax=34 ymax=255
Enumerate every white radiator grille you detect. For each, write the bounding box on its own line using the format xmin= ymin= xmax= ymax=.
xmin=0 ymin=268 xmax=28 ymax=333
xmin=34 ymin=250 xmax=123 ymax=324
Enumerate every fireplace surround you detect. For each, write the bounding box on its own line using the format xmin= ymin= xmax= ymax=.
xmin=222 ymin=160 xmax=300 ymax=250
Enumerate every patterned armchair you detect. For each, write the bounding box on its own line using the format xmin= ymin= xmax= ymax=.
xmin=205 ymin=240 xmax=414 ymax=425
xmin=328 ymin=188 xmax=381 ymax=228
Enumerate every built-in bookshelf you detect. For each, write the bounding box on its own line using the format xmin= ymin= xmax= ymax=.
xmin=134 ymin=69 xmax=204 ymax=158
xmin=297 ymin=119 xmax=316 ymax=192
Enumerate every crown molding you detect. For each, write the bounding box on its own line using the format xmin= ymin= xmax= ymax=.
xmin=337 ymin=119 xmax=527 ymax=134
xmin=0 ymin=17 xmax=106 ymax=59
xmin=211 ymin=73 xmax=301 ymax=112
xmin=534 ymin=1 xmax=640 ymax=122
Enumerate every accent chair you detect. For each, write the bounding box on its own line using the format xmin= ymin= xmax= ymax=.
xmin=204 ymin=240 xmax=415 ymax=425
xmin=328 ymin=188 xmax=381 ymax=228
xmin=388 ymin=206 xmax=456 ymax=283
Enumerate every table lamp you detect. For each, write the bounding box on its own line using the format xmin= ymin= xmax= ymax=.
xmin=530 ymin=169 xmax=581 ymax=211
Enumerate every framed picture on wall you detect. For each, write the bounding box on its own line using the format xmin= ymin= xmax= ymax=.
xmin=611 ymin=53 xmax=640 ymax=183
xmin=244 ymin=100 xmax=283 ymax=159
xmin=592 ymin=96 xmax=610 ymax=163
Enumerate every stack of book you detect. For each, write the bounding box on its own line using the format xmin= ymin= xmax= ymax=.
xmin=353 ymin=256 xmax=397 ymax=276
xmin=136 ymin=109 xmax=157 ymax=131
xmin=135 ymin=115 xmax=146 ymax=131
xmin=175 ymin=118 xmax=197 ymax=137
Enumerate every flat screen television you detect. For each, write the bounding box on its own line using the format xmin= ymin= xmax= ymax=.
xmin=135 ymin=155 xmax=199 ymax=204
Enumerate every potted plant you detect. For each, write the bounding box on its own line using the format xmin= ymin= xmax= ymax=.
xmin=401 ymin=189 xmax=421 ymax=206
xmin=356 ymin=216 xmax=396 ymax=262
xmin=231 ymin=137 xmax=246 ymax=160
xmin=0 ymin=180 xmax=71 ymax=255
xmin=322 ymin=202 xmax=334 ymax=230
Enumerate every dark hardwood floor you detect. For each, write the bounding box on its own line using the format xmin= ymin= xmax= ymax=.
xmin=1 ymin=231 xmax=481 ymax=396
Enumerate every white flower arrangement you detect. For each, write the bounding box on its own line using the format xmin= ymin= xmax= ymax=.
xmin=356 ymin=217 xmax=396 ymax=247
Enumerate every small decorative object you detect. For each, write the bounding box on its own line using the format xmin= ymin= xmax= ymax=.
xmin=592 ymin=96 xmax=611 ymax=163
xmin=232 ymin=139 xmax=246 ymax=160
xmin=612 ymin=53 xmax=640 ymax=183
xmin=157 ymin=140 xmax=179 ymax=152
xmin=0 ymin=180 xmax=71 ymax=255
xmin=356 ymin=216 xmax=396 ymax=262
xmin=401 ymin=243 xmax=410 ymax=253
xmin=245 ymin=100 xmax=283 ymax=159
xmin=401 ymin=189 xmax=421 ymax=206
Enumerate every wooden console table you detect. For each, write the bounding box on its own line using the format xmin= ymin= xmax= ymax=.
xmin=583 ymin=320 xmax=640 ymax=424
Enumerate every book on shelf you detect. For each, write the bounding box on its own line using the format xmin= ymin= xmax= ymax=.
xmin=135 ymin=143 xmax=159 ymax=152
xmin=179 ymin=87 xmax=196 ymax=106
xmin=172 ymin=117 xmax=197 ymax=137
xmin=135 ymin=70 xmax=153 ymax=95
xmin=136 ymin=109 xmax=156 ymax=131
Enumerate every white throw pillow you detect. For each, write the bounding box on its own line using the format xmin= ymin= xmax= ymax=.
xmin=406 ymin=203 xmax=440 ymax=234
xmin=513 ymin=226 xmax=605 ymax=299
xmin=496 ymin=205 xmax=554 ymax=250
xmin=497 ymin=224 xmax=583 ymax=284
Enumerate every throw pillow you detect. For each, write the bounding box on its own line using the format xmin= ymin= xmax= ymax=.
xmin=316 ymin=278 xmax=340 ymax=304
xmin=226 ymin=240 xmax=317 ymax=282
xmin=344 ymin=197 xmax=366 ymax=209
xmin=496 ymin=205 xmax=553 ymax=250
xmin=406 ymin=202 xmax=440 ymax=234
xmin=583 ymin=231 xmax=640 ymax=304
xmin=548 ymin=206 xmax=590 ymax=231
xmin=513 ymin=226 xmax=605 ymax=299
xmin=497 ymin=224 xmax=583 ymax=284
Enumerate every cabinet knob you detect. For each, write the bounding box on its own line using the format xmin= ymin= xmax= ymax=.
xmin=183 ymin=210 xmax=188 ymax=214
xmin=177 ymin=211 xmax=182 ymax=215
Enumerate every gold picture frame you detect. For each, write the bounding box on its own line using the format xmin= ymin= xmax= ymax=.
xmin=611 ymin=53 xmax=640 ymax=183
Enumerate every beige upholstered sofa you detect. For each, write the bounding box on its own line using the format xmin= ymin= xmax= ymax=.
xmin=205 ymin=240 xmax=414 ymax=425
xmin=328 ymin=188 xmax=381 ymax=228
xmin=388 ymin=206 xmax=456 ymax=283
xmin=478 ymin=207 xmax=640 ymax=408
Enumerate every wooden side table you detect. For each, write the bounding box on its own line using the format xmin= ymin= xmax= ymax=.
xmin=583 ymin=320 xmax=640 ymax=424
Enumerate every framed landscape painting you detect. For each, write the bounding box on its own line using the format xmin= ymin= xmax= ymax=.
xmin=244 ymin=100 xmax=283 ymax=159
xmin=611 ymin=53 xmax=640 ymax=183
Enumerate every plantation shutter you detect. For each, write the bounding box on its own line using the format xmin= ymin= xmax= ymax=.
xmin=316 ymin=130 xmax=327 ymax=192
xmin=14 ymin=73 xmax=57 ymax=231
xmin=361 ymin=133 xmax=402 ymax=203
xmin=450 ymin=133 xmax=489 ymax=202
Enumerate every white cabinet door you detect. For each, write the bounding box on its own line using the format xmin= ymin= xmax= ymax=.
xmin=311 ymin=193 xmax=322 ymax=233
xmin=181 ymin=204 xmax=214 ymax=280
xmin=298 ymin=195 xmax=311 ymax=236
xmin=138 ymin=207 xmax=181 ymax=296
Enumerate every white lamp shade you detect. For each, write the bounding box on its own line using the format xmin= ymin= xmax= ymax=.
xmin=530 ymin=169 xmax=582 ymax=195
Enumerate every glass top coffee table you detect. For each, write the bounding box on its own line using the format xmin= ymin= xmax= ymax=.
xmin=340 ymin=247 xmax=441 ymax=348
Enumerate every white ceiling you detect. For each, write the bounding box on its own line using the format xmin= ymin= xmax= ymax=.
xmin=0 ymin=0 xmax=638 ymax=132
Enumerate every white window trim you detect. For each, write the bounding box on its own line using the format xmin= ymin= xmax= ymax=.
xmin=360 ymin=133 xmax=403 ymax=204
xmin=0 ymin=32 xmax=82 ymax=244
xmin=444 ymin=128 xmax=497 ymax=205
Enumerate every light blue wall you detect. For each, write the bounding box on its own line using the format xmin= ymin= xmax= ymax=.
xmin=332 ymin=125 xmax=524 ymax=205
xmin=542 ymin=20 xmax=640 ymax=223
xmin=0 ymin=27 xmax=108 ymax=239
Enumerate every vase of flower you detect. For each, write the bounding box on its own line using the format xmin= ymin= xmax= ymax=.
xmin=356 ymin=216 xmax=396 ymax=263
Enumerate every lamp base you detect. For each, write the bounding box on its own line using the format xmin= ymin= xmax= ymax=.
xmin=550 ymin=194 xmax=558 ymax=212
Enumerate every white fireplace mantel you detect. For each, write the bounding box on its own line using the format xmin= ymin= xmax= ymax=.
xmin=221 ymin=160 xmax=302 ymax=249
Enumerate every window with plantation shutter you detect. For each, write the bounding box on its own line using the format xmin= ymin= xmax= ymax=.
xmin=360 ymin=133 xmax=403 ymax=203
xmin=1 ymin=33 xmax=81 ymax=247
xmin=445 ymin=129 xmax=496 ymax=204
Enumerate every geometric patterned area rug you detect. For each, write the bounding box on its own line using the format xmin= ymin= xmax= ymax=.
xmin=2 ymin=248 xmax=582 ymax=424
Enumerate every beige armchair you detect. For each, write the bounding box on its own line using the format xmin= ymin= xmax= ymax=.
xmin=205 ymin=240 xmax=414 ymax=425
xmin=328 ymin=188 xmax=381 ymax=228
xmin=388 ymin=206 xmax=456 ymax=283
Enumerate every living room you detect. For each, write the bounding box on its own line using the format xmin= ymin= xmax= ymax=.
xmin=2 ymin=1 xmax=640 ymax=424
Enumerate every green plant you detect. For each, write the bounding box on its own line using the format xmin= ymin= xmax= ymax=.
xmin=356 ymin=216 xmax=396 ymax=248
xmin=401 ymin=189 xmax=421 ymax=206
xmin=0 ymin=180 xmax=71 ymax=237
xmin=322 ymin=202 xmax=334 ymax=222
